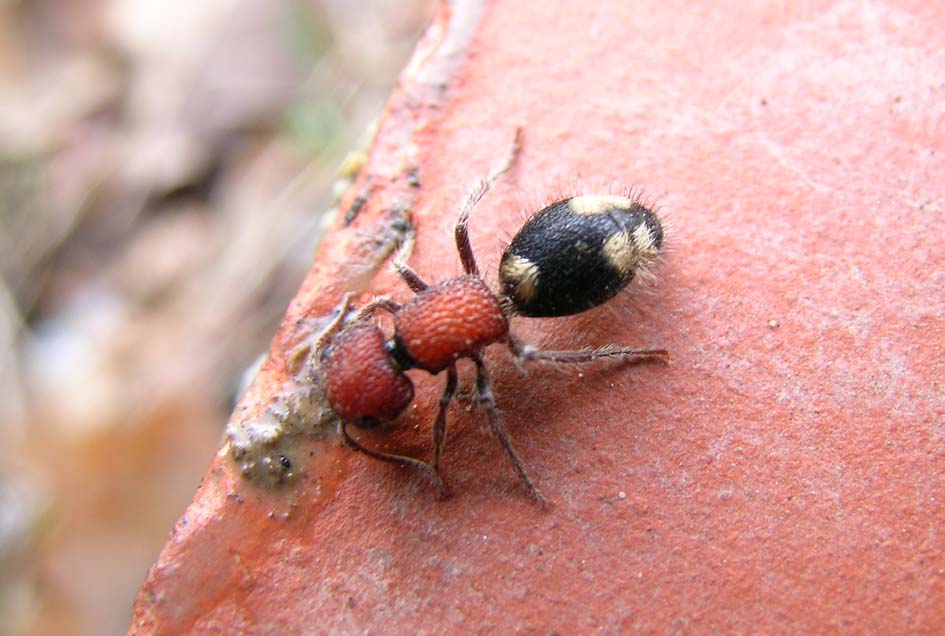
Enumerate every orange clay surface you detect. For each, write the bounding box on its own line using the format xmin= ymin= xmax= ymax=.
xmin=394 ymin=276 xmax=508 ymax=372
xmin=130 ymin=1 xmax=945 ymax=634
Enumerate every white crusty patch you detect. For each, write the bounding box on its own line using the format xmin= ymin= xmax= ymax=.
xmin=568 ymin=195 xmax=634 ymax=216
xmin=224 ymin=377 xmax=332 ymax=487
xmin=223 ymin=297 xmax=354 ymax=488
xmin=501 ymin=254 xmax=540 ymax=303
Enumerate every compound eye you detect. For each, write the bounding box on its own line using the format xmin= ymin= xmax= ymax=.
xmin=323 ymin=323 xmax=414 ymax=422
xmin=353 ymin=416 xmax=381 ymax=430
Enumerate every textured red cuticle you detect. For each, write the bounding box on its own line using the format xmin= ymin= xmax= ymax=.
xmin=394 ymin=276 xmax=508 ymax=372
xmin=323 ymin=322 xmax=413 ymax=421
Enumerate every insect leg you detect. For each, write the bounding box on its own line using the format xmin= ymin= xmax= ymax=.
xmin=473 ymin=353 xmax=546 ymax=503
xmin=339 ymin=420 xmax=446 ymax=497
xmin=432 ymin=363 xmax=459 ymax=471
xmin=455 ymin=129 xmax=523 ymax=276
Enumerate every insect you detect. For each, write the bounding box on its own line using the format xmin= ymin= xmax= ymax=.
xmin=319 ymin=141 xmax=668 ymax=501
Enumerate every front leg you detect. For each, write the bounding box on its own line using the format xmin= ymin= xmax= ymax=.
xmin=288 ymin=292 xmax=354 ymax=375
xmin=354 ymin=296 xmax=402 ymax=321
xmin=338 ymin=420 xmax=447 ymax=497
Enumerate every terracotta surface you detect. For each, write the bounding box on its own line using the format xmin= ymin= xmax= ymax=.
xmin=129 ymin=1 xmax=945 ymax=634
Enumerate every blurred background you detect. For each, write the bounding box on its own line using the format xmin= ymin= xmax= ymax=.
xmin=0 ymin=1 xmax=434 ymax=634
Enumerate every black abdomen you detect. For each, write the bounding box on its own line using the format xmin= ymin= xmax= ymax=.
xmin=499 ymin=195 xmax=663 ymax=317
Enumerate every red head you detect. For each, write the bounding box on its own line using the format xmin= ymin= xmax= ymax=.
xmin=322 ymin=322 xmax=414 ymax=423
